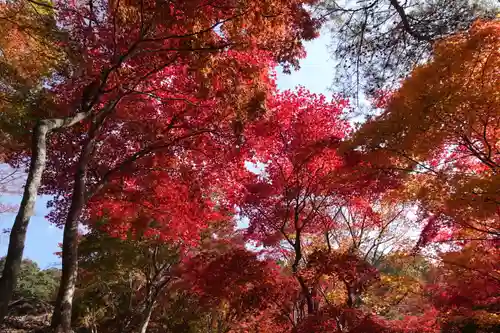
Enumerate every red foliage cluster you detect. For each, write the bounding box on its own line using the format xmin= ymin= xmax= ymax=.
xmin=182 ymin=247 xmax=295 ymax=331
xmin=2 ymin=1 xmax=496 ymax=331
xmin=304 ymin=250 xmax=379 ymax=292
xmin=296 ymin=305 xmax=390 ymax=333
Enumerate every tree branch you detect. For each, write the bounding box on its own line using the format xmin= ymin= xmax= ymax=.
xmin=388 ymin=0 xmax=432 ymax=42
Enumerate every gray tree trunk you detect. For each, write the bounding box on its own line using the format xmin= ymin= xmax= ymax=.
xmin=51 ymin=119 xmax=101 ymax=333
xmin=0 ymin=122 xmax=50 ymax=324
xmin=0 ymin=112 xmax=90 ymax=325
xmin=138 ymin=300 xmax=155 ymax=333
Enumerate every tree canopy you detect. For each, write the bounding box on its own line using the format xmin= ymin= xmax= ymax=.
xmin=0 ymin=1 xmax=498 ymax=333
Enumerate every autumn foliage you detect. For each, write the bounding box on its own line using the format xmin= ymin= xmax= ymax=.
xmin=0 ymin=1 xmax=498 ymax=332
xmin=351 ymin=20 xmax=499 ymax=246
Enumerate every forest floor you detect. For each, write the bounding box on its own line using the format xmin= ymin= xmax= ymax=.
xmin=1 ymin=299 xmax=52 ymax=333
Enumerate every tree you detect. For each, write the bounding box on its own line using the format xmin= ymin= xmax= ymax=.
xmin=333 ymin=21 xmax=499 ymax=332
xmin=236 ymin=86 xmax=448 ymax=332
xmin=238 ymin=88 xmax=409 ymax=329
xmin=74 ymin=230 xmax=179 ymax=333
xmin=348 ymin=20 xmax=500 ymax=246
xmin=0 ymin=0 xmax=74 ymax=323
xmin=0 ymin=0 xmax=321 ymax=329
xmin=0 ymin=0 xmax=68 ymax=155
xmin=427 ymin=241 xmax=500 ymax=333
xmin=240 ymin=87 xmax=349 ymax=312
xmin=184 ymin=247 xmax=294 ymax=333
xmin=0 ymin=257 xmax=59 ymax=303
xmin=317 ymin=0 xmax=498 ymax=99
xmin=323 ymin=199 xmax=419 ymax=265
xmin=293 ymin=253 xmax=439 ymax=333
xmin=1 ymin=3 xmax=496 ymax=333
xmin=74 ymin=231 xmax=295 ymax=333
xmin=364 ymin=252 xmax=432 ymax=320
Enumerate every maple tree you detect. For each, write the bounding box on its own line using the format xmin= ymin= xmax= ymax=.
xmin=427 ymin=241 xmax=500 ymax=333
xmin=237 ymin=88 xmax=426 ymax=332
xmin=338 ymin=19 xmax=500 ymax=333
xmin=0 ymin=0 xmax=67 ymax=154
xmin=0 ymin=0 xmax=74 ymax=324
xmin=74 ymin=228 xmax=294 ymax=333
xmin=184 ymin=247 xmax=293 ymax=333
xmin=0 ymin=1 xmax=316 ymax=330
xmin=0 ymin=0 xmax=321 ymax=330
xmin=240 ymin=88 xmax=349 ymax=312
xmin=349 ymin=19 xmax=500 ymax=246
xmin=74 ymin=230 xmax=180 ymax=333
xmin=0 ymin=1 xmax=498 ymax=332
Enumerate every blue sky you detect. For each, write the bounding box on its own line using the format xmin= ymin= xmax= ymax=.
xmin=0 ymin=32 xmax=336 ymax=268
xmin=0 ymin=194 xmax=62 ymax=269
xmin=275 ymin=32 xmax=335 ymax=94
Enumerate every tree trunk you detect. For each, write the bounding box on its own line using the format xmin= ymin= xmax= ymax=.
xmin=0 ymin=109 xmax=92 ymax=325
xmin=346 ymin=285 xmax=362 ymax=308
xmin=296 ymin=276 xmax=315 ymax=314
xmin=137 ymin=300 xmax=155 ymax=333
xmin=51 ymin=119 xmax=101 ymax=333
xmin=50 ymin=97 xmax=122 ymax=332
xmin=50 ymin=202 xmax=82 ymax=333
xmin=0 ymin=122 xmax=50 ymax=324
xmin=291 ymin=233 xmax=315 ymax=315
